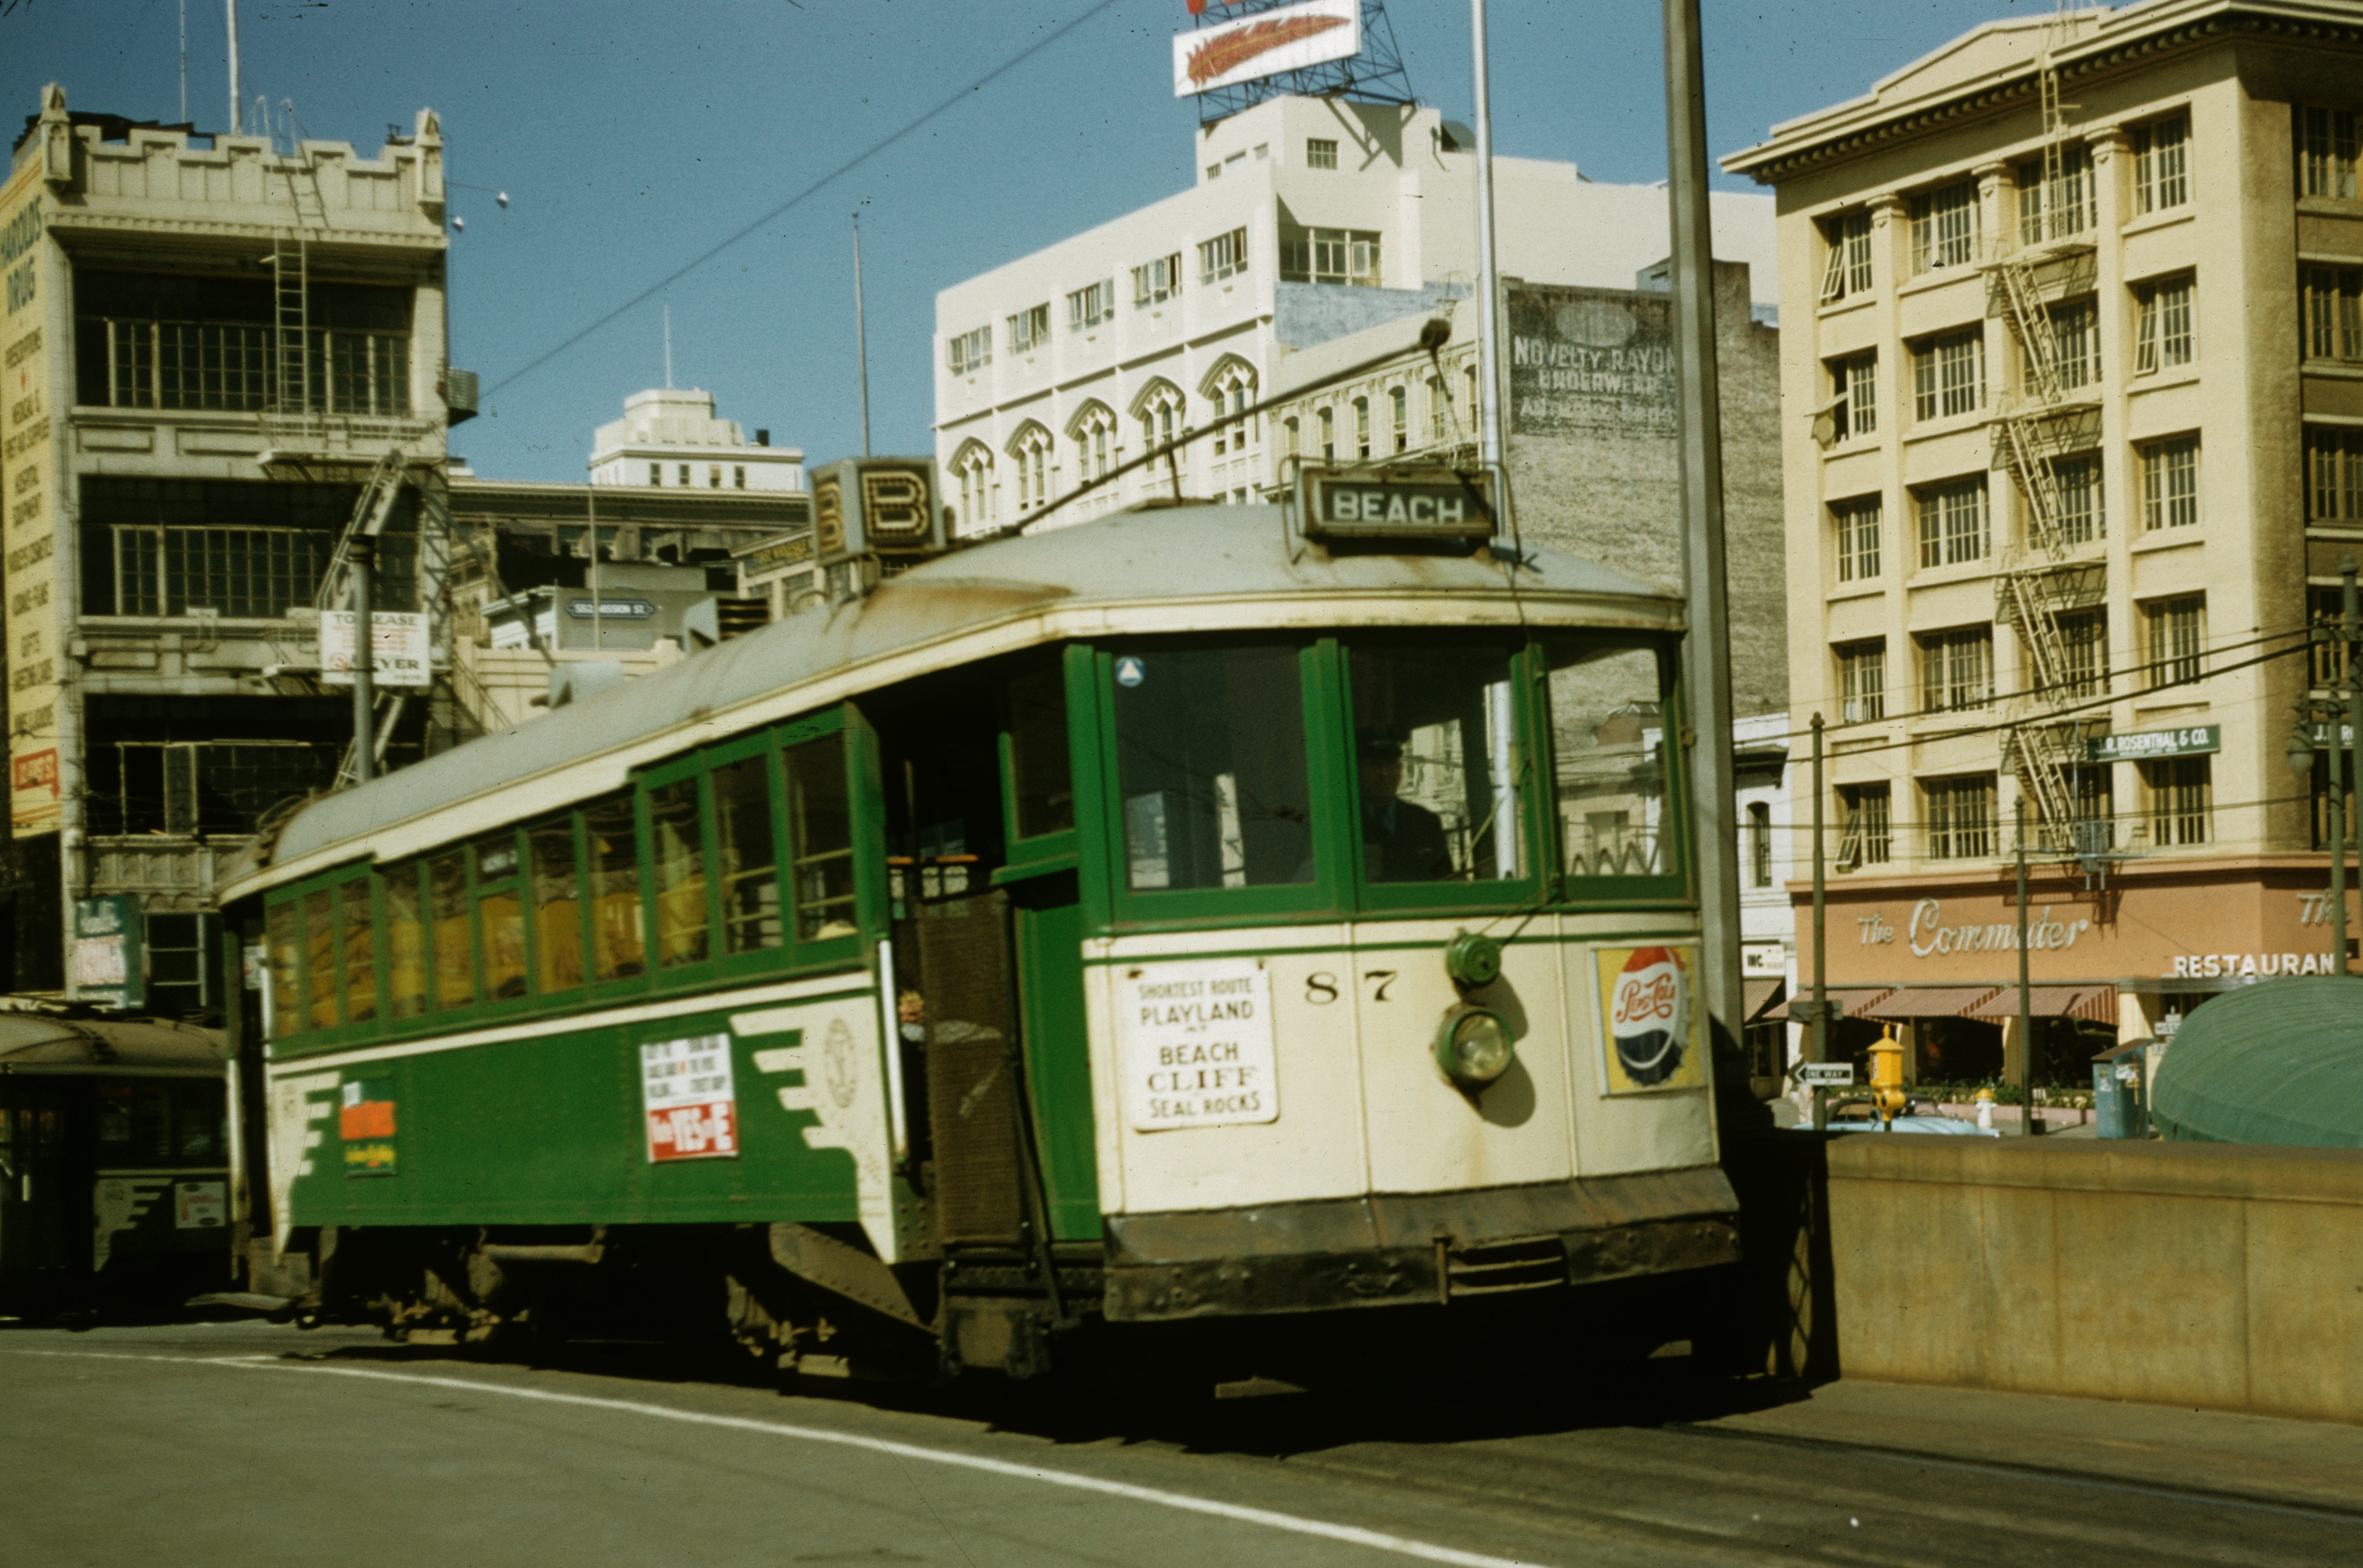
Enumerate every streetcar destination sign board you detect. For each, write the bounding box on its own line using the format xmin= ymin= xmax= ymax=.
xmin=1298 ymin=466 xmax=1497 ymax=541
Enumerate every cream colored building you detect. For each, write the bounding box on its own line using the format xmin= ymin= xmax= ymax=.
xmin=587 ymin=386 xmax=804 ymax=493
xmin=935 ymin=93 xmax=1774 ymax=534
xmin=1724 ymin=0 xmax=2363 ymax=1081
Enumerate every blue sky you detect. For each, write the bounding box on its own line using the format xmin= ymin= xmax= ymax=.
xmin=8 ymin=0 xmax=2060 ymax=481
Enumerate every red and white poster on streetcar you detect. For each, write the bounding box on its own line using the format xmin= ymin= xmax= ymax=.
xmin=640 ymin=1033 xmax=740 ymax=1162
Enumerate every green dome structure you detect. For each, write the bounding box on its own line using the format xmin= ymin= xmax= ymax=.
xmin=2150 ymin=979 xmax=2363 ymax=1146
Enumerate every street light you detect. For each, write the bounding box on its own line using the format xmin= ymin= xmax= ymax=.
xmin=2287 ymin=723 xmax=2317 ymax=778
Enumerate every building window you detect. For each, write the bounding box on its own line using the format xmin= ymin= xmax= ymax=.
xmin=1924 ymin=774 xmax=1998 ymax=860
xmin=2133 ymin=275 xmax=2195 ymax=373
xmin=76 ymin=271 xmax=412 ymax=415
xmin=1909 ymin=179 xmax=1979 ymax=274
xmin=1009 ymin=428 xmax=1051 ymax=513
xmin=1912 ymin=328 xmax=1984 ymax=421
xmin=1837 ymin=783 xmax=1892 ymax=868
xmin=1819 ymin=208 xmax=1874 ymax=301
xmin=1389 ymin=385 xmax=1408 ymax=452
xmin=1837 ymin=639 xmax=1886 ymax=722
xmin=1198 ymin=227 xmax=1248 ymax=285
xmin=709 ymin=466 xmax=722 ymax=488
xmin=677 ymin=464 xmax=691 ymax=486
xmin=1008 ymin=304 xmax=1051 ymax=356
xmin=1464 ymin=365 xmax=1479 ymax=432
xmin=2302 ymin=265 xmax=2363 ymax=362
xmin=2047 ymin=299 xmax=2100 ymax=390
xmin=1073 ymin=404 xmax=1118 ymax=483
xmin=1748 ymin=802 xmax=1772 ymax=888
xmin=1132 ymin=253 xmax=1183 ymax=307
xmin=2295 ymin=105 xmax=2358 ymax=200
xmin=2139 ymin=436 xmax=2200 ymax=530
xmin=2145 ymin=756 xmax=2211 ymax=847
xmin=951 ymin=447 xmax=995 ymax=533
xmin=2050 ymin=452 xmax=2105 ymax=543
xmin=1832 ymin=495 xmax=1882 ymax=583
xmin=1138 ymin=384 xmax=1185 ymax=462
xmin=1918 ymin=626 xmax=1994 ymax=714
xmin=1352 ymin=397 xmax=1371 ymax=459
xmin=947 ymin=324 xmax=992 ymax=375
xmin=647 ymin=463 xmax=661 ymax=486
xmin=2309 ymin=427 xmax=2363 ymax=522
xmin=1209 ymin=365 xmax=1256 ymax=454
xmin=1829 ymin=352 xmax=1876 ymax=440
xmin=1307 ymin=137 xmax=1339 ymax=170
xmin=2143 ymin=594 xmax=2204 ymax=688
xmin=1915 ymin=477 xmax=1989 ymax=568
xmin=733 ymin=466 xmax=746 ymax=489
xmin=2072 ymin=764 xmax=2115 ymax=853
xmin=2133 ymin=113 xmax=2190 ymax=214
xmin=2310 ymin=585 xmax=2351 ymax=688
xmin=1279 ymin=226 xmax=1382 ymax=287
xmin=1284 ymin=416 xmax=1299 ymax=455
xmin=2058 ymin=608 xmax=2108 ymax=699
xmin=1319 ymin=406 xmax=1335 ymax=460
xmin=1067 ymin=278 xmax=1116 ymax=333
xmin=2017 ymin=146 xmax=2094 ymax=244
xmin=1427 ymin=374 xmax=1451 ymax=441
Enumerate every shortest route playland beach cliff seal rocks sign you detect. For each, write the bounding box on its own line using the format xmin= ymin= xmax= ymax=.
xmin=1595 ymin=945 xmax=1706 ymax=1095
xmin=1116 ymin=957 xmax=1280 ymax=1132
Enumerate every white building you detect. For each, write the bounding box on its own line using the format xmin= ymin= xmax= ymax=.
xmin=589 ymin=387 xmax=805 ymax=492
xmin=934 ymin=94 xmax=1776 ymax=534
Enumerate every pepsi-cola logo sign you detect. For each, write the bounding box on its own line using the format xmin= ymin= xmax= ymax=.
xmin=1609 ymin=947 xmax=1690 ymax=1086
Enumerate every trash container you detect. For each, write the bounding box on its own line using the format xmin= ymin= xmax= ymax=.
xmin=2091 ymin=1040 xmax=2150 ymax=1139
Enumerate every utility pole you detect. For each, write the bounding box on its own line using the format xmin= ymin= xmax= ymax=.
xmin=853 ymin=212 xmax=873 ymax=459
xmin=180 ymin=0 xmax=189 ymax=125
xmin=349 ymin=538 xmax=374 ymax=784
xmin=1469 ymin=0 xmax=1505 ymax=477
xmin=2346 ymin=556 xmax=2360 ymax=976
xmin=1807 ymin=714 xmax=1830 ymax=1133
xmin=1663 ymin=0 xmax=1745 ymax=1063
xmin=225 ymin=0 xmax=241 ymax=134
xmin=2018 ymin=799 xmax=2040 ymax=1135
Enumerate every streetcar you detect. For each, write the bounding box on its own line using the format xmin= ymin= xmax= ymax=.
xmin=217 ymin=494 xmax=1740 ymax=1380
xmin=0 ymin=1013 xmax=231 ymax=1318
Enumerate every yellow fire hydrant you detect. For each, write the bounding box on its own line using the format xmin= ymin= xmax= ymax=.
xmin=1869 ymin=1026 xmax=1908 ymax=1128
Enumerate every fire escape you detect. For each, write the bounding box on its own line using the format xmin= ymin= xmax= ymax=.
xmin=1980 ymin=12 xmax=2105 ymax=854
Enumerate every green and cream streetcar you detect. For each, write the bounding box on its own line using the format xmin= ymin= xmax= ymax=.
xmin=221 ymin=495 xmax=1740 ymax=1378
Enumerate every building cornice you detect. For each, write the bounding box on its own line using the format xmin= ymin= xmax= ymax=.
xmin=1722 ymin=2 xmax=2363 ymax=187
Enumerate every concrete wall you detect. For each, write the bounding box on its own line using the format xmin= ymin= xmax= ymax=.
xmin=1825 ymin=1134 xmax=2363 ymax=1423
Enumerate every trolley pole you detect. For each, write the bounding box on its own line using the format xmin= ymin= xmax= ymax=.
xmin=1808 ymin=714 xmax=1828 ymax=1133
xmin=2345 ymin=556 xmax=2360 ymax=976
xmin=2018 ymin=799 xmax=2040 ymax=1135
xmin=1662 ymin=0 xmax=1745 ymax=1062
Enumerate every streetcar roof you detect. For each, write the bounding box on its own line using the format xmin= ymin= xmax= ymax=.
xmin=233 ymin=505 xmax=1680 ymax=897
xmin=0 ymin=1013 xmax=226 ymax=1074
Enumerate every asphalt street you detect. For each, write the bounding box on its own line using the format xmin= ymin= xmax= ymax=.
xmin=3 ymin=1319 xmax=2357 ymax=1567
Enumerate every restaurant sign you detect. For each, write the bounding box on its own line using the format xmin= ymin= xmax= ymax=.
xmin=2086 ymin=725 xmax=2219 ymax=764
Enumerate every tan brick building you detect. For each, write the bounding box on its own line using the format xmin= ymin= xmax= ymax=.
xmin=1724 ymin=0 xmax=2363 ymax=1081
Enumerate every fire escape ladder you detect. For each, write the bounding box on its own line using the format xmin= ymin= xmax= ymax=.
xmin=266 ymin=145 xmax=333 ymax=450
xmin=315 ymin=445 xmax=408 ymax=618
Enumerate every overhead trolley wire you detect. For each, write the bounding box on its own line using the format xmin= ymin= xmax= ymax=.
xmin=481 ymin=0 xmax=1128 ymax=403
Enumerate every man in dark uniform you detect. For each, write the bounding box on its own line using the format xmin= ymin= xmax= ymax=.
xmin=1357 ymin=731 xmax=1455 ymax=881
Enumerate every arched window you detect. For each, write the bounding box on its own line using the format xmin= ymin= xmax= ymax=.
xmin=1206 ymin=361 xmax=1258 ymax=455
xmin=1284 ymin=416 xmax=1299 ymax=455
xmin=1389 ymin=385 xmax=1408 ymax=452
xmin=1428 ymin=374 xmax=1449 ymax=441
xmin=1134 ymin=381 xmax=1186 ymax=462
xmin=1353 ymin=396 xmax=1371 ymax=459
xmin=1319 ymin=406 xmax=1335 ymax=460
xmin=1068 ymin=402 xmax=1119 ymax=486
xmin=950 ymin=444 xmax=996 ymax=534
xmin=1464 ymin=365 xmax=1479 ymax=432
xmin=1009 ymin=424 xmax=1053 ymax=514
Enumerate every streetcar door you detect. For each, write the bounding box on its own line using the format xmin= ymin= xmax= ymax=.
xmin=0 ymin=1080 xmax=78 ymax=1300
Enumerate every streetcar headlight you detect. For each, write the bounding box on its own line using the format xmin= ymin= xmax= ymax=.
xmin=1434 ymin=1005 xmax=1515 ymax=1090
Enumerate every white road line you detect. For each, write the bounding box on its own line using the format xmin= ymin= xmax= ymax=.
xmin=8 ymin=1350 xmax=1550 ymax=1567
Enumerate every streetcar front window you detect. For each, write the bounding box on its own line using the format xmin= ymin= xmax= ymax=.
xmin=1112 ymin=644 xmax=1312 ymax=891
xmin=1006 ymin=662 xmax=1075 ymax=840
xmin=1345 ymin=640 xmax=1524 ymax=882
xmin=1546 ymin=642 xmax=1674 ymax=881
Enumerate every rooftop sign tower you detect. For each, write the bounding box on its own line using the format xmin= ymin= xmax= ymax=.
xmin=1176 ymin=0 xmax=1414 ymax=125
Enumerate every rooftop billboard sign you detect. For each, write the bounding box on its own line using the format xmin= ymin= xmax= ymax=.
xmin=1174 ymin=0 xmax=1360 ymax=99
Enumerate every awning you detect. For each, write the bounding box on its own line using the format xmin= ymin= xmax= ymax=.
xmin=1966 ymin=986 xmax=2120 ymax=1025
xmin=1860 ymin=987 xmax=2004 ymax=1021
xmin=1743 ymin=978 xmax=1785 ymax=1023
xmin=1765 ymin=985 xmax=1890 ymax=1022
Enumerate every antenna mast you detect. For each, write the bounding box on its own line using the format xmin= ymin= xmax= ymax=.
xmin=225 ymin=0 xmax=241 ymax=134
xmin=852 ymin=212 xmax=872 ymax=459
xmin=663 ymin=304 xmax=674 ymax=389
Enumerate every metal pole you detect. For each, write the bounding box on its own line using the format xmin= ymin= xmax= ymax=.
xmin=1810 ymin=713 xmax=1828 ymax=1133
xmin=350 ymin=538 xmax=374 ymax=784
xmin=2018 ymin=799 xmax=2039 ymax=1135
xmin=1470 ymin=0 xmax=1504 ymax=473
xmin=1663 ymin=0 xmax=1745 ymax=1065
xmin=588 ymin=473 xmax=602 ymax=653
xmin=180 ymin=0 xmax=189 ymax=126
xmin=2334 ymin=653 xmax=2350 ymax=979
xmin=225 ymin=0 xmax=241 ymax=135
xmin=853 ymin=212 xmax=873 ymax=459
xmin=2345 ymin=556 xmax=2360 ymax=977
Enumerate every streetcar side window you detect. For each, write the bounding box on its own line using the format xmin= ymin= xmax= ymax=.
xmin=1545 ymin=641 xmax=1677 ymax=882
xmin=529 ymin=816 xmax=586 ymax=992
xmin=475 ymin=832 xmax=528 ymax=1001
xmin=1007 ymin=661 xmax=1074 ymax=839
xmin=1111 ymin=644 xmax=1312 ymax=891
xmin=385 ymin=864 xmax=427 ymax=1018
xmin=1344 ymin=640 xmax=1524 ymax=883
xmin=587 ymin=794 xmax=646 ymax=981
xmin=649 ymin=778 xmax=711 ymax=968
xmin=338 ymin=878 xmax=377 ymax=1024
xmin=788 ymin=733 xmax=858 ymax=942
xmin=713 ymin=756 xmax=783 ymax=955
xmin=266 ymin=898 xmax=301 ymax=1038
xmin=303 ymin=888 xmax=337 ymax=1032
xmin=428 ymin=851 xmax=472 ymax=1008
